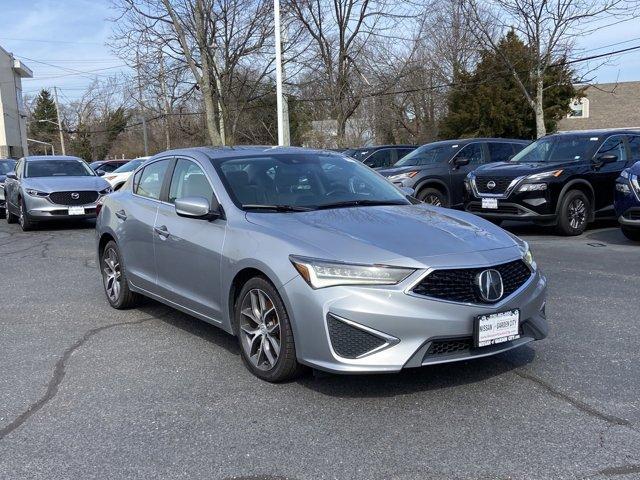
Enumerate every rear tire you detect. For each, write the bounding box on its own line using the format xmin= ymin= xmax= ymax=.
xmin=101 ymin=240 xmax=141 ymax=309
xmin=621 ymin=226 xmax=640 ymax=242
xmin=557 ymin=190 xmax=590 ymax=236
xmin=235 ymin=276 xmax=304 ymax=382
xmin=19 ymin=198 xmax=36 ymax=231
xmin=418 ymin=187 xmax=449 ymax=207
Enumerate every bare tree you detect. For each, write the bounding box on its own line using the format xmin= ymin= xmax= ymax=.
xmin=465 ymin=0 xmax=627 ymax=138
xmin=111 ymin=0 xmax=275 ymax=145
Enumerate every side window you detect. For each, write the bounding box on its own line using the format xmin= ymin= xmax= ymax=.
xmin=135 ymin=159 xmax=170 ymax=200
xmin=598 ymin=136 xmax=627 ymax=164
xmin=364 ymin=150 xmax=392 ymax=168
xmin=512 ymin=143 xmax=527 ymax=155
xmin=456 ymin=143 xmax=484 ymax=164
xmin=488 ymin=143 xmax=515 ymax=163
xmin=99 ymin=163 xmax=117 ymax=173
xmin=627 ymin=135 xmax=640 ymax=162
xmin=397 ymin=148 xmax=414 ymax=161
xmin=168 ymin=159 xmax=214 ymax=204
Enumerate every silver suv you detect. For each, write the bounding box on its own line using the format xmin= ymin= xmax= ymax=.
xmin=96 ymin=147 xmax=548 ymax=382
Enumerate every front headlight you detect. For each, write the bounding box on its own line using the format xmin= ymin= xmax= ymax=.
xmin=388 ymin=171 xmax=418 ymax=182
xmin=621 ymin=169 xmax=630 ymax=179
xmin=525 ymin=170 xmax=563 ymax=181
xmin=99 ymin=187 xmax=113 ymax=195
xmin=289 ymin=255 xmax=415 ymax=289
xmin=521 ymin=242 xmax=536 ymax=271
xmin=25 ymin=189 xmax=49 ymax=197
xmin=518 ymin=183 xmax=547 ymax=192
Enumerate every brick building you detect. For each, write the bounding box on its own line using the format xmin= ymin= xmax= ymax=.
xmin=557 ymin=81 xmax=640 ymax=132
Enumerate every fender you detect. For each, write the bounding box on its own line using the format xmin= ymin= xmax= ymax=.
xmin=414 ymin=178 xmax=451 ymax=198
xmin=556 ymin=178 xmax=596 ymax=221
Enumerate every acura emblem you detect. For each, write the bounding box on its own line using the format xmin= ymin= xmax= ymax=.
xmin=487 ymin=181 xmax=496 ymax=190
xmin=71 ymin=192 xmax=80 ymax=200
xmin=476 ymin=269 xmax=504 ymax=302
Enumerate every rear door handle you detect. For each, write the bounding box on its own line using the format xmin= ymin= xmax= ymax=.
xmin=115 ymin=210 xmax=127 ymax=221
xmin=154 ymin=225 xmax=170 ymax=238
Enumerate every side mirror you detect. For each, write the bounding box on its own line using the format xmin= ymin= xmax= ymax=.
xmin=399 ymin=186 xmax=415 ymax=197
xmin=175 ymin=196 xmax=221 ymax=220
xmin=597 ymin=154 xmax=617 ymax=164
xmin=6 ymin=171 xmax=17 ymax=180
xmin=96 ymin=170 xmax=106 ymax=177
xmin=453 ymin=156 xmax=470 ymax=168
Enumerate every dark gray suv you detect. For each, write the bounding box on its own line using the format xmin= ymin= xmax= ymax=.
xmin=379 ymin=138 xmax=530 ymax=207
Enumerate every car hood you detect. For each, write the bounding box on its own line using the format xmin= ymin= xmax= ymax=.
xmin=475 ymin=160 xmax=578 ymax=177
xmin=246 ymin=204 xmax=521 ymax=267
xmin=378 ymin=165 xmax=442 ymax=177
xmin=22 ymin=176 xmax=110 ymax=193
xmin=626 ymin=161 xmax=640 ymax=175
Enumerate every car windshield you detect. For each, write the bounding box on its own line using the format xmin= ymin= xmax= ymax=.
xmin=215 ymin=153 xmax=409 ymax=211
xmin=25 ymin=160 xmax=95 ymax=178
xmin=394 ymin=144 xmax=454 ymax=166
xmin=510 ymin=135 xmax=599 ymax=163
xmin=113 ymin=159 xmax=144 ymax=173
xmin=343 ymin=148 xmax=371 ymax=161
xmin=0 ymin=160 xmax=16 ymax=175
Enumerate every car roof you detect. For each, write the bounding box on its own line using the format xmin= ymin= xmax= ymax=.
xmin=25 ymin=155 xmax=85 ymax=162
xmin=151 ymin=146 xmax=352 ymax=163
xmin=551 ymin=129 xmax=640 ymax=137
xmin=421 ymin=138 xmax=530 ymax=147
xmin=348 ymin=145 xmax=417 ymax=150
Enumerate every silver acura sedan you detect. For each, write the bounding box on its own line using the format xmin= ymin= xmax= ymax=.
xmin=96 ymin=147 xmax=548 ymax=382
xmin=4 ymin=155 xmax=112 ymax=230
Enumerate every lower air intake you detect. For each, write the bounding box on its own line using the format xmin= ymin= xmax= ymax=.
xmin=426 ymin=338 xmax=473 ymax=356
xmin=326 ymin=315 xmax=386 ymax=359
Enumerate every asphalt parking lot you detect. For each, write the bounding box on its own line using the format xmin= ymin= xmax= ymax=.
xmin=0 ymin=219 xmax=639 ymax=480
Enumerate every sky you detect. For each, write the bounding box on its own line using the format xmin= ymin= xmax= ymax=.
xmin=1 ymin=0 xmax=640 ymax=102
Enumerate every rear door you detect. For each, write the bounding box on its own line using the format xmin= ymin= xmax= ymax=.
xmin=118 ymin=158 xmax=171 ymax=291
xmin=449 ymin=142 xmax=485 ymax=207
xmin=153 ymin=157 xmax=226 ymax=321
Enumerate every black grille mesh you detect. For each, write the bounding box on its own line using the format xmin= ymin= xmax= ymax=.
xmin=626 ymin=210 xmax=640 ymax=221
xmin=326 ymin=316 xmax=386 ymax=359
xmin=426 ymin=338 xmax=473 ymax=356
xmin=49 ymin=191 xmax=99 ymax=206
xmin=475 ymin=176 xmax=514 ymax=194
xmin=412 ymin=260 xmax=532 ymax=304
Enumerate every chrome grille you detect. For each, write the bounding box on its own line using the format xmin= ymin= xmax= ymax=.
xmin=49 ymin=191 xmax=99 ymax=206
xmin=475 ymin=176 xmax=515 ymax=194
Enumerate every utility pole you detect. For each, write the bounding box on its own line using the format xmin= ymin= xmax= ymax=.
xmin=274 ymin=0 xmax=290 ymax=146
xmin=136 ymin=50 xmax=149 ymax=156
xmin=53 ymin=86 xmax=66 ymax=155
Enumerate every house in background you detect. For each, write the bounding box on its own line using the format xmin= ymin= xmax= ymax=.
xmin=0 ymin=45 xmax=32 ymax=158
xmin=558 ymin=81 xmax=640 ymax=132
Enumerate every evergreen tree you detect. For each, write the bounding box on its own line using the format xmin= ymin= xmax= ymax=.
xmin=95 ymin=108 xmax=129 ymax=160
xmin=29 ymin=89 xmax=59 ymax=154
xmin=70 ymin=122 xmax=93 ymax=162
xmin=439 ymin=31 xmax=578 ymax=140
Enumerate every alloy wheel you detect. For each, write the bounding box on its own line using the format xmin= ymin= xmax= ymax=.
xmin=102 ymin=247 xmax=122 ymax=302
xmin=239 ymin=288 xmax=281 ymax=371
xmin=19 ymin=202 xmax=24 ymax=228
xmin=424 ymin=194 xmax=442 ymax=206
xmin=568 ymin=198 xmax=586 ymax=230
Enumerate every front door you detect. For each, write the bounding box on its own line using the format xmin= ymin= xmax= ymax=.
xmin=588 ymin=135 xmax=629 ymax=214
xmin=449 ymin=142 xmax=485 ymax=207
xmin=154 ymin=158 xmax=226 ymax=322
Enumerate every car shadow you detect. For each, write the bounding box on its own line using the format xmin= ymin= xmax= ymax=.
xmin=31 ymin=219 xmax=97 ymax=231
xmin=584 ymin=227 xmax=636 ymax=246
xmin=501 ymin=219 xmax=618 ymax=237
xmin=136 ymin=300 xmax=537 ymax=396
xmin=297 ymin=347 xmax=536 ymax=397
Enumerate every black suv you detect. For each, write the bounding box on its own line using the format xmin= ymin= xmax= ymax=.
xmin=343 ymin=145 xmax=417 ymax=169
xmin=378 ymin=138 xmax=529 ymax=207
xmin=465 ymin=130 xmax=639 ymax=235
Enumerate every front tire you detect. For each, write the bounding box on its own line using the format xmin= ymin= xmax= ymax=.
xmin=101 ymin=240 xmax=141 ymax=309
xmin=6 ymin=203 xmax=18 ymax=224
xmin=235 ymin=277 xmax=303 ymax=382
xmin=557 ymin=190 xmax=590 ymax=236
xmin=622 ymin=226 xmax=640 ymax=242
xmin=19 ymin=198 xmax=36 ymax=231
xmin=418 ymin=187 xmax=449 ymax=207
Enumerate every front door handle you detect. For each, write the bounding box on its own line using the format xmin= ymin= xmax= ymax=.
xmin=115 ymin=210 xmax=127 ymax=221
xmin=154 ymin=225 xmax=170 ymax=238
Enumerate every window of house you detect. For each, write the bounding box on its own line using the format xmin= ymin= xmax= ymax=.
xmin=568 ymin=98 xmax=589 ymax=118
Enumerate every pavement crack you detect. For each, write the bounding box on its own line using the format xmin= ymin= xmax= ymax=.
xmin=505 ymin=364 xmax=631 ymax=427
xmin=594 ymin=464 xmax=640 ymax=477
xmin=0 ymin=317 xmax=156 ymax=441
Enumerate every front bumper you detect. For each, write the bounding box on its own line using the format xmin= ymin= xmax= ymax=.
xmin=280 ymin=266 xmax=548 ymax=374
xmin=24 ymin=195 xmax=98 ymax=220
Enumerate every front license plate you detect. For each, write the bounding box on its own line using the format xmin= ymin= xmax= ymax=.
xmin=474 ymin=310 xmax=520 ymax=347
xmin=68 ymin=206 xmax=85 ymax=215
xmin=482 ymin=198 xmax=498 ymax=209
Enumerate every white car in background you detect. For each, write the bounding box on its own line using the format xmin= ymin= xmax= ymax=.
xmin=102 ymin=157 xmax=150 ymax=190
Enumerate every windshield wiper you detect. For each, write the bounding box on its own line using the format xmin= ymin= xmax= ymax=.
xmin=242 ymin=204 xmax=316 ymax=212
xmin=316 ymin=199 xmax=408 ymax=210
